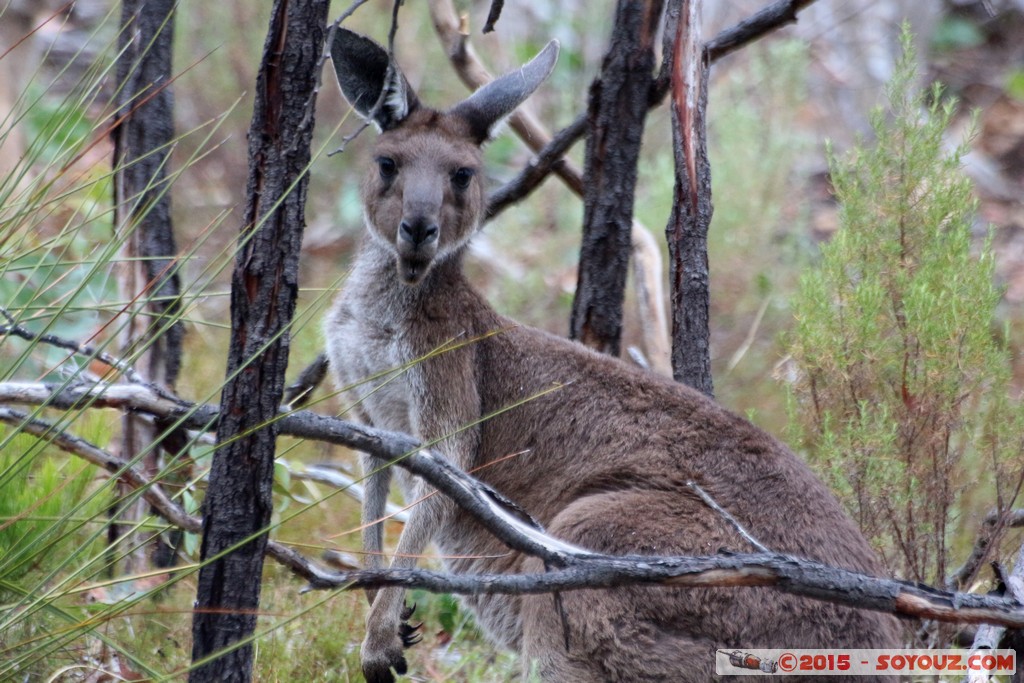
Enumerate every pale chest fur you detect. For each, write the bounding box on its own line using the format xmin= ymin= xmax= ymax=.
xmin=322 ymin=247 xmax=434 ymax=492
xmin=322 ymin=246 xmax=486 ymax=490
xmin=325 ymin=300 xmax=420 ymax=431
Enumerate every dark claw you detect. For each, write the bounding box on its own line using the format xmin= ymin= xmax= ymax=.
xmin=398 ymin=601 xmax=421 ymax=648
xmin=399 ymin=620 xmax=423 ymax=647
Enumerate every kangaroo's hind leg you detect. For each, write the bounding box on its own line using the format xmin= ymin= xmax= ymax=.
xmin=519 ymin=487 xmax=900 ymax=683
xmin=519 ymin=489 xmax=732 ymax=683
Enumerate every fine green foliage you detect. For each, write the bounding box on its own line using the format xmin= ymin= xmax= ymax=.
xmin=0 ymin=428 xmax=102 ymax=584
xmin=785 ymin=27 xmax=1024 ymax=590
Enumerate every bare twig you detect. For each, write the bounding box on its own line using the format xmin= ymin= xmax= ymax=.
xmin=0 ymin=307 xmax=178 ymax=400
xmin=485 ymin=112 xmax=586 ymax=219
xmin=686 ymin=480 xmax=769 ymax=553
xmin=704 ymin=0 xmax=820 ymax=63
xmin=486 ymin=0 xmax=822 ymax=213
xmin=948 ymin=508 xmax=1024 ymax=591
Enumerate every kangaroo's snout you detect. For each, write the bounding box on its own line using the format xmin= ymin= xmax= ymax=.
xmin=396 ymin=216 xmax=438 ymax=285
xmin=399 ymin=217 xmax=439 ymax=248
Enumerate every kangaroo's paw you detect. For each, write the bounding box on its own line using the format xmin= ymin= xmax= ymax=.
xmin=361 ymin=637 xmax=408 ymax=683
xmin=361 ymin=602 xmax=423 ymax=682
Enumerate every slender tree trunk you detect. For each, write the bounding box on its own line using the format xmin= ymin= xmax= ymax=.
xmin=665 ymin=0 xmax=714 ymax=396
xmin=188 ymin=1 xmax=329 ymax=680
xmin=110 ymin=0 xmax=180 ymax=575
xmin=569 ymin=0 xmax=664 ymax=356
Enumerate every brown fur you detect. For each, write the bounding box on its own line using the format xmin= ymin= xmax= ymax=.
xmin=324 ymin=29 xmax=901 ymax=683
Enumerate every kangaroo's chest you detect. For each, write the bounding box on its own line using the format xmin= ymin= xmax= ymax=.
xmin=325 ymin=299 xmax=426 ymax=436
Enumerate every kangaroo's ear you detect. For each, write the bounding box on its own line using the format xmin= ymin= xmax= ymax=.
xmin=449 ymin=40 xmax=559 ymax=144
xmin=329 ymin=28 xmax=418 ymax=131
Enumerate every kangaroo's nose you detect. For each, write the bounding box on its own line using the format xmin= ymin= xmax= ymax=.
xmin=399 ymin=218 xmax=439 ymax=247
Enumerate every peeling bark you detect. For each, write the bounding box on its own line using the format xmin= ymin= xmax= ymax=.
xmin=664 ymin=0 xmax=714 ymax=396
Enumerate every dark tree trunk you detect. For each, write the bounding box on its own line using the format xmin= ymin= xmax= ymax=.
xmin=188 ymin=1 xmax=329 ymax=680
xmin=113 ymin=0 xmax=183 ymax=387
xmin=110 ymin=0 xmax=180 ymax=575
xmin=569 ymin=0 xmax=664 ymax=356
xmin=665 ymin=0 xmax=714 ymax=396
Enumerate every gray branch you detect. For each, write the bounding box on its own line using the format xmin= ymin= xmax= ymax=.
xmin=4 ymin=379 xmax=1024 ymax=631
xmin=298 ymin=552 xmax=1024 ymax=631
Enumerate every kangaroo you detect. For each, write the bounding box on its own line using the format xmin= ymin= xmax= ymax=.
xmin=324 ymin=28 xmax=901 ymax=683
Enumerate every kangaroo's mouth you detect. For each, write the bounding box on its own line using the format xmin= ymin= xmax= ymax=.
xmin=398 ymin=255 xmax=432 ymax=285
xmin=396 ymin=238 xmax=437 ymax=285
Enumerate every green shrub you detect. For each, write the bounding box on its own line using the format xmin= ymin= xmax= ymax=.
xmin=784 ymin=27 xmax=1023 ymax=591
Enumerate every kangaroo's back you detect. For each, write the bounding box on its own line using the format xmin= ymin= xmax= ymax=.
xmin=323 ymin=28 xmax=901 ymax=683
xmin=435 ymin=322 xmax=901 ymax=679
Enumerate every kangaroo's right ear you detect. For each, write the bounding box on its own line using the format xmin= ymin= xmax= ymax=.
xmin=329 ymin=28 xmax=418 ymax=131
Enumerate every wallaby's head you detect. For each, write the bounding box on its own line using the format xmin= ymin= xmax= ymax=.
xmin=329 ymin=29 xmax=558 ymax=285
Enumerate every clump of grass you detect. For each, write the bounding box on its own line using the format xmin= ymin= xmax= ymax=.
xmin=0 ymin=428 xmax=104 ymax=583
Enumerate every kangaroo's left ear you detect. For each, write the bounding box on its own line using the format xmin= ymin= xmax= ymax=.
xmin=449 ymin=40 xmax=559 ymax=144
xmin=329 ymin=27 xmax=419 ymax=131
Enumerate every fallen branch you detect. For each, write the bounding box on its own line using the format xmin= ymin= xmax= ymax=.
xmin=0 ymin=307 xmax=177 ymax=400
xmin=295 ymin=551 xmax=1024 ymax=631
xmin=4 ymin=378 xmax=1024 ymax=632
xmin=0 ymin=380 xmax=582 ymax=566
xmin=967 ymin=544 xmax=1024 ymax=682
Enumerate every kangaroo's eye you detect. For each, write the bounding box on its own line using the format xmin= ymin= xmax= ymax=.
xmin=451 ymin=167 xmax=475 ymax=190
xmin=377 ymin=156 xmax=398 ymax=180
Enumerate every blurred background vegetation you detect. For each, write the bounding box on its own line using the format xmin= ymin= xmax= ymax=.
xmin=1 ymin=0 xmax=1023 ymax=679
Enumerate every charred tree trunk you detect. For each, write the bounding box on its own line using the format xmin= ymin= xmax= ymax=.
xmin=110 ymin=0 xmax=180 ymax=575
xmin=665 ymin=0 xmax=714 ymax=396
xmin=113 ymin=0 xmax=182 ymax=386
xmin=188 ymin=1 xmax=329 ymax=680
xmin=569 ymin=0 xmax=664 ymax=356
